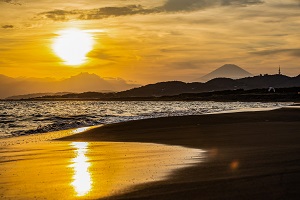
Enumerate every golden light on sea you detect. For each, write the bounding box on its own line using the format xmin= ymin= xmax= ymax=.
xmin=70 ymin=142 xmax=92 ymax=196
xmin=52 ymin=29 xmax=94 ymax=66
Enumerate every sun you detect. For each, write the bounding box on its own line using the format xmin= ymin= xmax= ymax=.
xmin=52 ymin=29 xmax=94 ymax=65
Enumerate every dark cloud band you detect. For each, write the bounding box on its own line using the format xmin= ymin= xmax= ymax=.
xmin=2 ymin=25 xmax=14 ymax=29
xmin=162 ymin=0 xmax=264 ymax=11
xmin=38 ymin=0 xmax=264 ymax=21
xmin=0 ymin=0 xmax=21 ymax=5
xmin=251 ymin=49 xmax=300 ymax=57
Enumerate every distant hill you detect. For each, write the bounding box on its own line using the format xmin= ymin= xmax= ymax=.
xmin=0 ymin=74 xmax=15 ymax=84
xmin=162 ymin=87 xmax=300 ymax=102
xmin=118 ymin=81 xmax=203 ymax=97
xmin=0 ymin=73 xmax=139 ymax=99
xmin=200 ymin=64 xmax=253 ymax=81
xmin=30 ymin=74 xmax=300 ymax=100
xmin=115 ymin=78 xmax=242 ymax=97
xmin=117 ymin=74 xmax=300 ymax=97
xmin=3 ymin=71 xmax=300 ymax=100
xmin=6 ymin=92 xmax=71 ymax=100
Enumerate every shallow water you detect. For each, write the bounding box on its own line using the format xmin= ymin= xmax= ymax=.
xmin=0 ymin=101 xmax=291 ymax=138
xmin=0 ymin=140 xmax=205 ymax=199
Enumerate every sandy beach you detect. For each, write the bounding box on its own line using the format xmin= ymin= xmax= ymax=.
xmin=1 ymin=107 xmax=300 ymax=199
xmin=3 ymin=0 xmax=300 ymax=199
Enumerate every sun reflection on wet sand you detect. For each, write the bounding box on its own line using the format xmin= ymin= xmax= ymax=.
xmin=70 ymin=142 xmax=92 ymax=196
xmin=0 ymin=140 xmax=205 ymax=199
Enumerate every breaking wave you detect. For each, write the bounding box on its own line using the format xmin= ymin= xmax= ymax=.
xmin=0 ymin=101 xmax=291 ymax=138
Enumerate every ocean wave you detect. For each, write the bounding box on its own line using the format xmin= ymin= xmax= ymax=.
xmin=0 ymin=101 xmax=291 ymax=138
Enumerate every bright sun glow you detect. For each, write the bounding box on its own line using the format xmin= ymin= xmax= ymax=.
xmin=52 ymin=29 xmax=94 ymax=65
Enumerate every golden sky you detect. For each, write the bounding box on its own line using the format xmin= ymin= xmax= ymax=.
xmin=0 ymin=0 xmax=299 ymax=84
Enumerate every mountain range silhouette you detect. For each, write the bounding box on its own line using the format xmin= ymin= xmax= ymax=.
xmin=1 ymin=64 xmax=299 ymax=99
xmin=0 ymin=73 xmax=139 ymax=99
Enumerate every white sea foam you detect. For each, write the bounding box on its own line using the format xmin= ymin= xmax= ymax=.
xmin=0 ymin=101 xmax=291 ymax=138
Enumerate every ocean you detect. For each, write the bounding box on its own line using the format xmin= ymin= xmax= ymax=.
xmin=0 ymin=101 xmax=291 ymax=138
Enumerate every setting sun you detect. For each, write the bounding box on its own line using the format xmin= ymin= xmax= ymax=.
xmin=52 ymin=29 xmax=94 ymax=66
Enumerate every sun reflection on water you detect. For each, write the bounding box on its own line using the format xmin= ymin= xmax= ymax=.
xmin=73 ymin=127 xmax=89 ymax=134
xmin=70 ymin=142 xmax=92 ymax=196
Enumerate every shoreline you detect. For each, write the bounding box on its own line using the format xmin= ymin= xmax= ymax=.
xmin=0 ymin=126 xmax=100 ymax=147
xmin=59 ymin=107 xmax=300 ymax=199
xmin=0 ymin=104 xmax=292 ymax=142
xmin=1 ymin=107 xmax=299 ymax=199
xmin=2 ymin=86 xmax=300 ymax=102
xmin=59 ymin=107 xmax=300 ymax=148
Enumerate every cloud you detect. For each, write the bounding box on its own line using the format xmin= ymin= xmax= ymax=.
xmin=271 ymin=0 xmax=300 ymax=8
xmin=38 ymin=10 xmax=72 ymax=21
xmin=88 ymin=49 xmax=121 ymax=61
xmin=251 ymin=49 xmax=300 ymax=57
xmin=38 ymin=0 xmax=264 ymax=21
xmin=161 ymin=0 xmax=263 ymax=12
xmin=166 ymin=62 xmax=201 ymax=70
xmin=1 ymin=25 xmax=14 ymax=29
xmin=38 ymin=5 xmax=153 ymax=21
xmin=0 ymin=0 xmax=21 ymax=5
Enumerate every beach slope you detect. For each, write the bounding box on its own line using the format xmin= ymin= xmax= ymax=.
xmin=60 ymin=108 xmax=300 ymax=199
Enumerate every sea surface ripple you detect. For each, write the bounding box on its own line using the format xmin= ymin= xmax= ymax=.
xmin=0 ymin=101 xmax=291 ymax=138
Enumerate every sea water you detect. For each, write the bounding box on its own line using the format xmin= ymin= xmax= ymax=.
xmin=0 ymin=101 xmax=291 ymax=138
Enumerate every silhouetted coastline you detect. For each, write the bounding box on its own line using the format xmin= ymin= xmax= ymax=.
xmin=5 ymin=87 xmax=299 ymax=102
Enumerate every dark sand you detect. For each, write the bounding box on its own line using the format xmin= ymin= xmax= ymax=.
xmin=60 ymin=108 xmax=300 ymax=200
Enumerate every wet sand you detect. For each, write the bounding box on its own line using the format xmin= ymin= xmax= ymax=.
xmin=0 ymin=130 xmax=204 ymax=199
xmin=1 ymin=107 xmax=300 ymax=199
xmin=60 ymin=107 xmax=300 ymax=199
